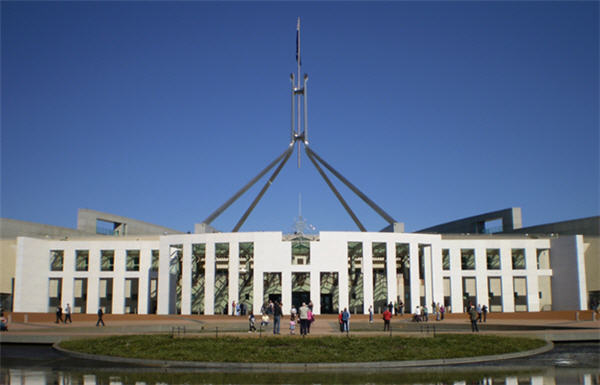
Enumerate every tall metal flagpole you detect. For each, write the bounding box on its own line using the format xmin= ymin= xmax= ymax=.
xmin=200 ymin=19 xmax=398 ymax=232
xmin=296 ymin=17 xmax=302 ymax=168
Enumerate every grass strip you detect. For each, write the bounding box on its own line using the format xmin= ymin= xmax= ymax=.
xmin=59 ymin=334 xmax=546 ymax=363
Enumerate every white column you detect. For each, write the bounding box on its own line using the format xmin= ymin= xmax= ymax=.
xmin=253 ymin=269 xmax=264 ymax=315
xmin=386 ymin=242 xmax=397 ymax=310
xmin=450 ymin=247 xmax=462 ymax=313
xmin=339 ymin=263 xmax=349 ymax=313
xmin=423 ymin=244 xmax=433 ymax=309
xmin=501 ymin=245 xmax=514 ymax=312
xmin=475 ymin=246 xmax=488 ymax=308
xmin=87 ymin=248 xmax=100 ymax=314
xmin=61 ymin=246 xmax=74 ymax=309
xmin=282 ymin=270 xmax=292 ymax=314
xmin=430 ymin=242 xmax=443 ymax=306
xmin=157 ymin=241 xmax=171 ymax=314
xmin=310 ymin=270 xmax=320 ymax=315
xmin=205 ymin=242 xmax=215 ymax=315
xmin=502 ymin=274 xmax=515 ymax=312
xmin=138 ymin=247 xmax=150 ymax=315
xmin=409 ymin=242 xmax=420 ymax=313
xmin=530 ymin=376 xmax=545 ymax=385
xmin=526 ymin=245 xmax=542 ymax=312
xmin=181 ymin=242 xmax=192 ymax=315
xmin=228 ymin=242 xmax=239 ymax=313
xmin=362 ymin=241 xmax=373 ymax=314
xmin=112 ymin=249 xmax=125 ymax=314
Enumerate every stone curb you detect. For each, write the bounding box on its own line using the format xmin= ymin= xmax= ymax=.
xmin=52 ymin=340 xmax=554 ymax=371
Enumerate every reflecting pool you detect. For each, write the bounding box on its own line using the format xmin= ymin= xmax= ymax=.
xmin=1 ymin=342 xmax=598 ymax=385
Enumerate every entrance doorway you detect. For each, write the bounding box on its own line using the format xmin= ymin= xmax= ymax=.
xmin=292 ymin=272 xmax=310 ymax=311
xmin=321 ymin=294 xmax=333 ymax=314
xmin=268 ymin=293 xmax=282 ymax=305
xmin=292 ymin=291 xmax=311 ymax=311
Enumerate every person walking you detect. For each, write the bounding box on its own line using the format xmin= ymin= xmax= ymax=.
xmin=369 ymin=305 xmax=373 ymax=323
xmin=55 ymin=306 xmax=63 ymax=324
xmin=289 ymin=314 xmax=296 ymax=335
xmin=383 ymin=307 xmax=392 ymax=331
xmin=299 ymin=302 xmax=309 ymax=336
xmin=248 ymin=312 xmax=256 ymax=332
xmin=469 ymin=306 xmax=479 ymax=332
xmin=273 ymin=301 xmax=282 ymax=335
xmin=342 ymin=308 xmax=350 ymax=332
xmin=96 ymin=308 xmax=105 ymax=327
xmin=64 ymin=303 xmax=72 ymax=324
xmin=307 ymin=308 xmax=314 ymax=334
xmin=482 ymin=304 xmax=488 ymax=322
xmin=0 ymin=312 xmax=8 ymax=331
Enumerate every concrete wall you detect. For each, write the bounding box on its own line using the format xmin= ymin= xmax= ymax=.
xmin=0 ymin=218 xmax=93 ymax=305
xmin=508 ymin=216 xmax=599 ymax=236
xmin=0 ymin=239 xmax=17 ymax=294
xmin=78 ymin=209 xmax=184 ymax=236
xmin=15 ymin=236 xmax=160 ymax=313
xmin=439 ymin=237 xmax=552 ymax=312
xmin=418 ymin=208 xmax=522 ymax=234
xmin=15 ymin=231 xmax=587 ymax=315
xmin=0 ymin=218 xmax=90 ymax=239
xmin=583 ymin=236 xmax=600 ymax=293
xmin=550 ymin=235 xmax=587 ymax=311
xmin=510 ymin=217 xmax=599 ymax=299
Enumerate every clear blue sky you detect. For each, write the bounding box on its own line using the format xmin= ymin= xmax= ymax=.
xmin=2 ymin=1 xmax=598 ymax=233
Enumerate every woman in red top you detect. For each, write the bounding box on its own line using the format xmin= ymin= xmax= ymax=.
xmin=383 ymin=309 xmax=392 ymax=331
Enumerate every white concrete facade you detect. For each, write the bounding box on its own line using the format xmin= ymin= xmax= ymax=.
xmin=13 ymin=232 xmax=587 ymax=314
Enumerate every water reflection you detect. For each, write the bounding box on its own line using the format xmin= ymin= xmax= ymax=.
xmin=2 ymin=368 xmax=599 ymax=385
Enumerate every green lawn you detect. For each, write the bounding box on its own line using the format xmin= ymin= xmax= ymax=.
xmin=59 ymin=334 xmax=546 ymax=363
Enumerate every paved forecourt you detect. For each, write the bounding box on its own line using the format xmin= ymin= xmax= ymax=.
xmin=1 ymin=310 xmax=598 ymax=344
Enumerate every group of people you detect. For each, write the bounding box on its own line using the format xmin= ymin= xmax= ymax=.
xmin=0 ymin=311 xmax=8 ymax=331
xmin=467 ymin=303 xmax=488 ymax=332
xmin=412 ymin=302 xmax=447 ymax=322
xmin=248 ymin=300 xmax=315 ymax=336
xmin=54 ymin=304 xmax=106 ymax=327
xmin=54 ymin=304 xmax=73 ymax=324
xmin=230 ymin=300 xmax=248 ymax=316
xmin=338 ymin=308 xmax=351 ymax=332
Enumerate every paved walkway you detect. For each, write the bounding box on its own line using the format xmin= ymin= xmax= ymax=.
xmin=1 ymin=311 xmax=598 ymax=344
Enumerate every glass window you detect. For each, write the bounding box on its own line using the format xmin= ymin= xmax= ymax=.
xmin=486 ymin=249 xmax=501 ymax=270
xmin=461 ymin=249 xmax=475 ymax=270
xmin=126 ymin=250 xmax=140 ymax=271
xmin=50 ymin=250 xmax=64 ymax=271
xmin=348 ymin=242 xmax=364 ymax=314
xmin=101 ymin=250 xmax=114 ymax=271
xmin=151 ymin=250 xmax=159 ymax=272
xmin=292 ymin=238 xmax=310 ymax=265
xmin=442 ymin=249 xmax=450 ymax=270
xmin=372 ymin=242 xmax=387 ymax=312
xmin=537 ymin=249 xmax=550 ymax=269
xmin=75 ymin=250 xmax=88 ymax=271
xmin=512 ymin=249 xmax=526 ymax=270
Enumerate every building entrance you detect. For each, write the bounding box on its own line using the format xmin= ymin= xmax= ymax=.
xmin=268 ymin=293 xmax=282 ymax=305
xmin=320 ymin=294 xmax=333 ymax=314
xmin=292 ymin=291 xmax=311 ymax=311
